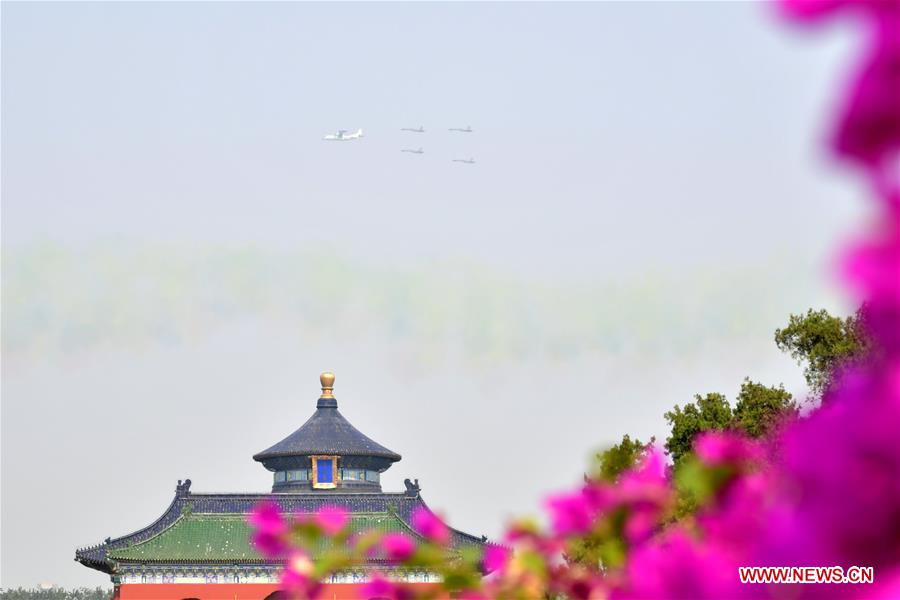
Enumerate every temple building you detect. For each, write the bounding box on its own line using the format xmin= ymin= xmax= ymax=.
xmin=75 ymin=372 xmax=488 ymax=600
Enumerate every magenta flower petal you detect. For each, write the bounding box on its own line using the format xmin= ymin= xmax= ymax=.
xmin=249 ymin=500 xmax=286 ymax=532
xmin=617 ymin=448 xmax=671 ymax=506
xmin=381 ymin=532 xmax=416 ymax=561
xmin=483 ymin=545 xmax=510 ymax=573
xmin=361 ymin=573 xmax=405 ymax=599
xmin=248 ymin=500 xmax=288 ymax=558
xmin=617 ymin=529 xmax=744 ymax=599
xmin=316 ymin=505 xmax=349 ymax=536
xmin=832 ymin=40 xmax=900 ymax=168
xmin=411 ymin=506 xmax=450 ymax=545
xmin=280 ymin=551 xmax=320 ymax=598
xmin=251 ymin=531 xmax=287 ymax=558
xmin=778 ymin=0 xmax=848 ymax=22
xmin=842 ymin=235 xmax=900 ymax=304
xmin=545 ymin=490 xmax=596 ymax=536
xmin=695 ymin=431 xmax=761 ymax=466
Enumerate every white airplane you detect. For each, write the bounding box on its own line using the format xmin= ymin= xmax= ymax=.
xmin=400 ymin=126 xmax=425 ymax=133
xmin=448 ymin=126 xmax=473 ymax=133
xmin=401 ymin=147 xmax=424 ymax=154
xmin=323 ymin=128 xmax=363 ymax=141
xmin=452 ymin=157 xmax=476 ymax=164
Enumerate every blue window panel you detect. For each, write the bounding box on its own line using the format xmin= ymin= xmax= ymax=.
xmin=318 ymin=460 xmax=333 ymax=483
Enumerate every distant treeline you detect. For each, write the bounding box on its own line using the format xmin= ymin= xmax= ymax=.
xmin=0 ymin=589 xmax=112 ymax=600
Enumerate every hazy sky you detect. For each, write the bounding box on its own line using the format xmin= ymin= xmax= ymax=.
xmin=2 ymin=1 xmax=866 ymax=589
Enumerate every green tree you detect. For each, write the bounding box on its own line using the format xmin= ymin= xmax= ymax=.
xmin=664 ymin=393 xmax=732 ymax=465
xmin=664 ymin=382 xmax=797 ymax=464
xmin=774 ymin=307 xmax=869 ymax=397
xmin=732 ymin=379 xmax=797 ymax=438
xmin=593 ymin=434 xmax=652 ymax=482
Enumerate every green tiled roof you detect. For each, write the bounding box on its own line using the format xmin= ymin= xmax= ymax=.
xmin=108 ymin=512 xmax=415 ymax=563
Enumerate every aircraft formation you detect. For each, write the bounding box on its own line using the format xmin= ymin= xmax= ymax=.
xmin=322 ymin=126 xmax=476 ymax=164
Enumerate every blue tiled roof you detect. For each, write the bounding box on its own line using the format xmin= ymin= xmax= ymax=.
xmin=252 ymin=398 xmax=401 ymax=463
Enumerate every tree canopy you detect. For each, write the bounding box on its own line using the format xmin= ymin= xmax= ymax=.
xmin=774 ymin=307 xmax=869 ymax=397
xmin=664 ymin=381 xmax=795 ymax=464
xmin=664 ymin=392 xmax=733 ymax=464
xmin=732 ymin=379 xmax=797 ymax=438
xmin=593 ymin=434 xmax=652 ymax=482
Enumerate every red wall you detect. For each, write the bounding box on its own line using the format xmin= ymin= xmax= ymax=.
xmin=117 ymin=583 xmax=449 ymax=600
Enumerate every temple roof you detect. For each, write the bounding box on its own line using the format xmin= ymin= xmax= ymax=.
xmin=76 ymin=483 xmax=488 ymax=574
xmin=75 ymin=373 xmax=491 ymax=578
xmin=107 ymin=512 xmax=427 ymax=563
xmin=252 ymin=372 xmax=401 ymax=464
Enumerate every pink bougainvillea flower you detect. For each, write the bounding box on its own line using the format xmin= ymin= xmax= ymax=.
xmin=697 ymin=471 xmax=773 ymax=554
xmin=361 ymin=572 xmax=411 ymax=600
xmin=315 ymin=505 xmax=349 ymax=536
xmin=280 ymin=550 xmax=321 ymax=598
xmin=834 ymin=44 xmax=900 ymax=171
xmin=411 ymin=506 xmax=450 ymax=545
xmin=778 ymin=0 xmax=844 ymax=21
xmin=555 ymin=567 xmax=607 ymax=600
xmin=777 ymin=0 xmax=898 ymax=22
xmin=545 ymin=471 xmax=618 ymax=537
xmin=545 ymin=489 xmax=598 ymax=536
xmin=249 ymin=500 xmax=286 ymax=531
xmin=582 ymin=481 xmax=614 ymax=511
xmin=770 ymin=366 xmax=900 ymax=573
xmin=842 ymin=233 xmax=900 ymax=304
xmin=871 ymin=568 xmax=900 ymax=600
xmin=361 ymin=572 xmax=393 ymax=596
xmin=483 ymin=544 xmax=510 ymax=574
xmin=694 ymin=431 xmax=762 ymax=467
xmin=614 ymin=528 xmax=746 ymax=600
xmin=780 ymin=0 xmax=900 ymax=171
xmin=615 ymin=449 xmax=672 ymax=544
xmin=248 ymin=500 xmax=288 ymax=558
xmin=623 ymin=506 xmax=660 ymax=546
xmin=381 ymin=532 xmax=416 ymax=561
xmin=617 ymin=448 xmax=669 ymax=503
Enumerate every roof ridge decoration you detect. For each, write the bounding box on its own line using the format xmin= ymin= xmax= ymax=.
xmin=175 ymin=479 xmax=192 ymax=497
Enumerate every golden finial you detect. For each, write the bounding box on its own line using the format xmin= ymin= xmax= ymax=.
xmin=320 ymin=371 xmax=335 ymax=399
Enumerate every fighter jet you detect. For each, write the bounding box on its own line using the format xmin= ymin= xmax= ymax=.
xmin=323 ymin=128 xmax=364 ymax=141
xmin=448 ymin=126 xmax=473 ymax=133
xmin=400 ymin=126 xmax=425 ymax=133
xmin=452 ymin=157 xmax=476 ymax=164
xmin=401 ymin=147 xmax=424 ymax=154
